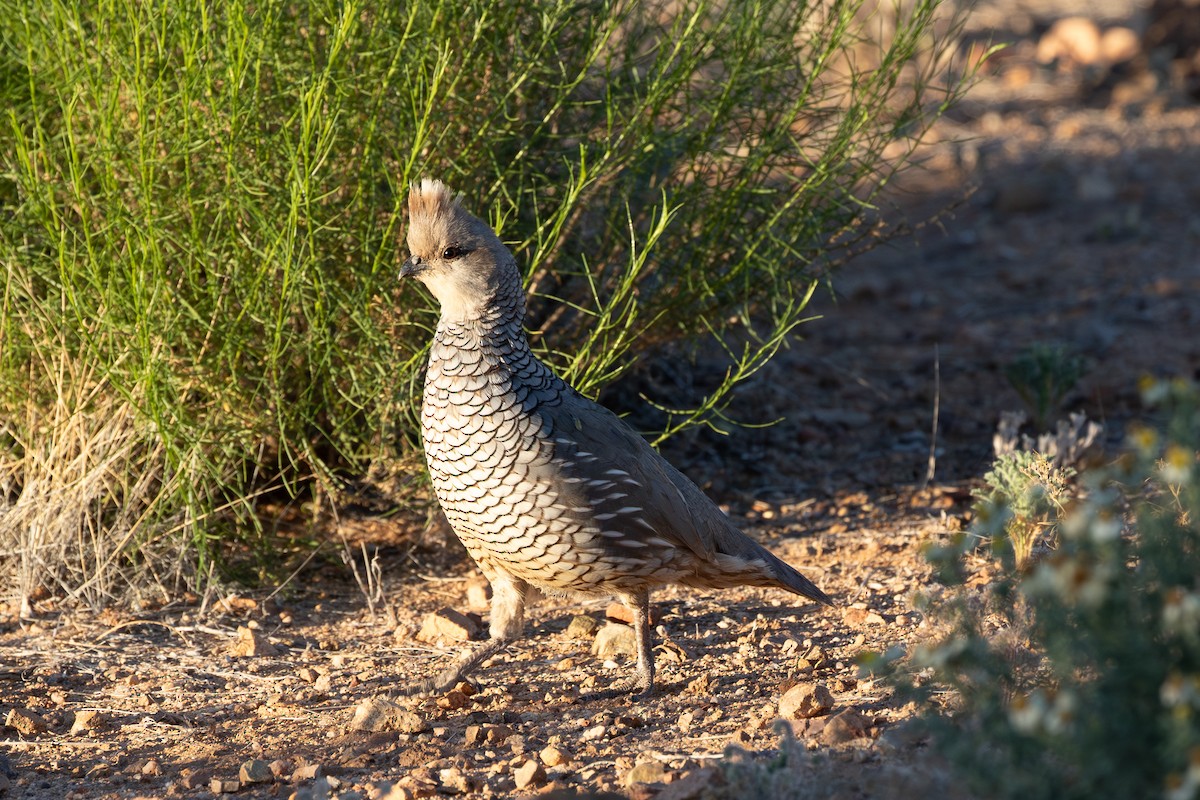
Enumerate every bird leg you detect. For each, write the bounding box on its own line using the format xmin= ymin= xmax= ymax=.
xmin=399 ymin=573 xmax=528 ymax=697
xmin=598 ymin=588 xmax=655 ymax=697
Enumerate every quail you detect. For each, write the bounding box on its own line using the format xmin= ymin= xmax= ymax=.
xmin=399 ymin=179 xmax=831 ymax=696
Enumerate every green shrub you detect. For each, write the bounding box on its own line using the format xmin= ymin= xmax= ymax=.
xmin=0 ymin=0 xmax=971 ymax=605
xmin=905 ymin=378 xmax=1200 ymax=800
xmin=972 ymin=450 xmax=1075 ymax=568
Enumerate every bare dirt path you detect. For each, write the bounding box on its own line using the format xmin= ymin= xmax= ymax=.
xmin=2 ymin=5 xmax=1199 ymax=798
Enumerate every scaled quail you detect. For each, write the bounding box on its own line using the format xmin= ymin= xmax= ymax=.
xmin=400 ymin=179 xmax=831 ymax=696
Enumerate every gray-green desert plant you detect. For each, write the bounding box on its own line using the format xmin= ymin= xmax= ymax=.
xmin=972 ymin=449 xmax=1076 ymax=567
xmin=904 ymin=378 xmax=1200 ymax=800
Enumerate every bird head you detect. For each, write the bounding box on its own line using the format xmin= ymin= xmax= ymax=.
xmin=401 ymin=179 xmax=519 ymax=322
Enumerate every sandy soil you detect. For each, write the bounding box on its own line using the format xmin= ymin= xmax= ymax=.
xmin=2 ymin=3 xmax=1198 ymax=798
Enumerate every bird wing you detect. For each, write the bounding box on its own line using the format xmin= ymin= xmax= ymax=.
xmin=535 ymin=389 xmax=831 ymax=604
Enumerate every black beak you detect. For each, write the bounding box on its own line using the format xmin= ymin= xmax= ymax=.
xmin=400 ymin=256 xmax=426 ymax=279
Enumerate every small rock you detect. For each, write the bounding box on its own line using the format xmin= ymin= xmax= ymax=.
xmin=436 ymin=690 xmax=469 ymax=710
xmin=564 ymin=615 xmax=600 ymax=639
xmin=1100 ymin=26 xmax=1139 ymax=63
xmin=230 ymin=625 xmax=278 ymax=657
xmin=141 ymin=759 xmax=162 ymax=776
xmin=298 ymin=667 xmax=320 ymax=683
xmin=180 ymin=769 xmax=213 ymax=789
xmin=540 ymin=744 xmax=570 ymax=767
xmin=604 ymin=602 xmax=659 ymax=626
xmin=350 ymin=698 xmax=428 ymax=734
xmin=818 ymin=708 xmax=870 ymax=745
xmin=210 ymin=778 xmax=241 ymax=794
xmin=416 ymin=608 xmax=479 ymax=644
xmin=1037 ymin=16 xmax=1102 ymax=65
xmin=625 ymin=760 xmax=666 ymax=786
xmin=69 ymin=709 xmax=108 ymax=735
xmin=437 ymin=766 xmax=472 ymax=794
xmin=464 ymin=725 xmax=485 ymax=746
xmin=464 ymin=576 xmax=492 ymax=611
xmin=5 ymin=708 xmax=48 ymax=736
xmin=293 ymin=763 xmax=324 ymax=781
xmin=292 ymin=775 xmax=333 ymax=800
xmin=581 ymin=724 xmax=608 ymax=742
xmin=780 ymin=683 xmax=835 ymax=719
xmin=677 ymin=710 xmax=694 ymax=733
xmin=366 ymin=782 xmax=412 ymax=800
xmin=657 ymin=767 xmax=717 ymax=800
xmin=513 ymin=759 xmax=546 ymax=790
xmin=240 ymin=759 xmax=273 ymax=784
xmin=592 ymin=622 xmax=637 ymax=659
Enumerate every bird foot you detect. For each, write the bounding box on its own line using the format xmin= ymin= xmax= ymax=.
xmin=394 ymin=669 xmax=461 ymax=698
xmin=584 ymin=673 xmax=654 ymax=701
xmin=394 ymin=637 xmax=511 ymax=698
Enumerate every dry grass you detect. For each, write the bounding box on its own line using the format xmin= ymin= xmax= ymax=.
xmin=0 ymin=353 xmax=189 ymax=615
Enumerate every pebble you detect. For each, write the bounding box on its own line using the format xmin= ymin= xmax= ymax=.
xmin=464 ymin=575 xmax=492 ymax=611
xmin=230 ymin=625 xmax=277 ymax=657
xmin=436 ymin=690 xmax=469 ymax=710
xmin=625 ymin=760 xmax=666 ymax=786
xmin=513 ymin=759 xmax=546 ymax=790
xmin=580 ymin=724 xmax=608 ymax=742
xmin=69 ymin=709 xmax=107 ymax=735
xmin=240 ymin=759 xmax=273 ymax=784
xmin=604 ymin=602 xmax=659 ymax=626
xmin=779 ymin=683 xmax=835 ymax=719
xmin=592 ymin=623 xmax=637 ymax=659
xmin=211 ymin=778 xmax=241 ymax=794
xmin=5 ymin=707 xmax=48 ymax=736
xmin=540 ymin=744 xmax=570 ymax=767
xmin=564 ymin=615 xmax=600 ymax=639
xmin=350 ymin=699 xmax=428 ymax=734
xmin=818 ymin=708 xmax=870 ymax=744
xmin=415 ymin=608 xmax=480 ymax=644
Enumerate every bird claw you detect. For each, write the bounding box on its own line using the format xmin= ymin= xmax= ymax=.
xmin=584 ymin=673 xmax=654 ymax=701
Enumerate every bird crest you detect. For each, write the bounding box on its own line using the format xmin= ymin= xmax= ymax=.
xmin=408 ymin=178 xmax=462 ymax=225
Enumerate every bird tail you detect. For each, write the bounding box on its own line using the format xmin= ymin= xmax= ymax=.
xmin=767 ymin=552 xmax=833 ymax=606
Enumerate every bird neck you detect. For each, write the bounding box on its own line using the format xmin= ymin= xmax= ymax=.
xmin=433 ymin=278 xmax=532 ymax=358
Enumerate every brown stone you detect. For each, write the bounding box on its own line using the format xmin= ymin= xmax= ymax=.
xmin=5 ymin=707 xmax=48 ymax=736
xmin=818 ymin=708 xmax=870 ymax=744
xmin=513 ymin=759 xmax=546 ymax=790
xmin=69 ymin=709 xmax=108 ymax=735
xmin=604 ymin=602 xmax=659 ymax=626
xmin=592 ymin=622 xmax=637 ymax=659
xmin=230 ymin=625 xmax=278 ymax=657
xmin=779 ymin=682 xmax=835 ymax=719
xmin=564 ymin=615 xmax=600 ymax=639
xmin=350 ymin=698 xmax=428 ymax=734
xmin=540 ymin=744 xmax=570 ymax=767
xmin=415 ymin=608 xmax=479 ymax=644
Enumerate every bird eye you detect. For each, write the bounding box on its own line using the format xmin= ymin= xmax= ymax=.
xmin=442 ymin=245 xmax=468 ymax=260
